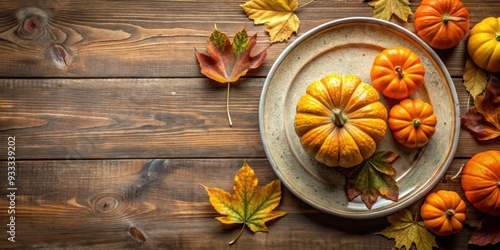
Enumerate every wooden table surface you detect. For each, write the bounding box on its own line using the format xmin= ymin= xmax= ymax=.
xmin=1 ymin=0 xmax=499 ymax=249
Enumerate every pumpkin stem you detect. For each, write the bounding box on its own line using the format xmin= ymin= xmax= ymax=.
xmin=441 ymin=14 xmax=467 ymax=23
xmin=394 ymin=66 xmax=404 ymax=79
xmin=332 ymin=109 xmax=346 ymax=127
xmin=495 ymin=32 xmax=500 ymax=41
xmin=445 ymin=208 xmax=456 ymax=219
xmin=413 ymin=118 xmax=421 ymax=129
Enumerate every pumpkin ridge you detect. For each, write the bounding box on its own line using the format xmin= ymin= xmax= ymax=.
xmin=307 ymin=80 xmax=336 ymax=111
xmin=319 ymin=78 xmax=338 ymax=110
xmin=463 ymin=169 xmax=499 ymax=181
xmin=344 ymin=83 xmax=380 ymax=113
xmin=347 ymin=119 xmax=387 ymax=140
xmin=343 ymin=124 xmax=376 ymax=159
xmin=337 ymin=129 xmax=363 ymax=167
xmin=296 ymin=94 xmax=332 ymax=116
xmin=467 ymin=158 xmax=500 ymax=178
xmin=487 ymin=45 xmax=500 ymax=68
xmin=317 ymin=128 xmax=341 ymax=167
xmin=339 ymin=75 xmax=362 ymax=110
xmin=300 ymin=124 xmax=332 ymax=152
xmin=469 ymin=186 xmax=499 ymax=199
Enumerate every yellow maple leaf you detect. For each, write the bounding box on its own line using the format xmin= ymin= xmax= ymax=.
xmin=241 ymin=0 xmax=300 ymax=43
xmin=378 ymin=209 xmax=438 ymax=250
xmin=203 ymin=161 xmax=287 ymax=245
xmin=463 ymin=58 xmax=488 ymax=99
xmin=368 ymin=0 xmax=412 ymax=22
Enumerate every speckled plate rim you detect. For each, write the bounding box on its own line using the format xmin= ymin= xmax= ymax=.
xmin=259 ymin=17 xmax=460 ymax=219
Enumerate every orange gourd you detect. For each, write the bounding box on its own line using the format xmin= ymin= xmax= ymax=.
xmin=388 ymin=98 xmax=437 ymax=148
xmin=294 ymin=74 xmax=387 ymax=168
xmin=370 ymin=47 xmax=425 ymax=100
xmin=420 ymin=190 xmax=467 ymax=236
xmin=414 ymin=0 xmax=470 ymax=50
xmin=467 ymin=17 xmax=500 ymax=73
xmin=461 ymin=150 xmax=500 ymax=216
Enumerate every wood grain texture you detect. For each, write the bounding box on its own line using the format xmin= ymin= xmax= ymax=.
xmin=0 ymin=78 xmax=264 ymax=160
xmin=1 ymin=77 xmax=500 ymax=160
xmin=0 ymin=0 xmax=498 ymax=77
xmin=0 ymin=158 xmax=479 ymax=249
xmin=1 ymin=0 xmax=499 ymax=249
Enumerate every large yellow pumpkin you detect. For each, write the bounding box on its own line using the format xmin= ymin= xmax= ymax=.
xmin=467 ymin=17 xmax=500 ymax=72
xmin=294 ymin=74 xmax=388 ymax=168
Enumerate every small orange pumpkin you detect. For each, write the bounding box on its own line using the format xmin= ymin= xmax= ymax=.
xmin=461 ymin=150 xmax=500 ymax=216
xmin=388 ymin=98 xmax=437 ymax=148
xmin=294 ymin=74 xmax=387 ymax=168
xmin=370 ymin=47 xmax=425 ymax=100
xmin=420 ymin=190 xmax=467 ymax=236
xmin=414 ymin=0 xmax=470 ymax=50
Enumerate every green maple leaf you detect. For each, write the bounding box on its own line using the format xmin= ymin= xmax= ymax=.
xmin=203 ymin=161 xmax=287 ymax=245
xmin=368 ymin=0 xmax=413 ymax=22
xmin=342 ymin=151 xmax=399 ymax=209
xmin=378 ymin=209 xmax=438 ymax=250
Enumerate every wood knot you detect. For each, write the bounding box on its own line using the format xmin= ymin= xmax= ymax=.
xmin=16 ymin=7 xmax=48 ymax=40
xmin=50 ymin=44 xmax=72 ymax=69
xmin=24 ymin=17 xmax=42 ymax=35
xmin=128 ymin=226 xmax=147 ymax=243
xmin=91 ymin=194 xmax=123 ymax=214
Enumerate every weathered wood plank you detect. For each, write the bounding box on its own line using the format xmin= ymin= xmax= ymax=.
xmin=0 ymin=0 xmax=497 ymax=78
xmin=1 ymin=77 xmax=499 ymax=160
xmin=0 ymin=78 xmax=264 ymax=160
xmin=0 ymin=158 xmax=477 ymax=249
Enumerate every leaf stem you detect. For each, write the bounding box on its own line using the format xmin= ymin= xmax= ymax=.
xmin=299 ymin=0 xmax=315 ymax=8
xmin=449 ymin=164 xmax=464 ymax=181
xmin=227 ymin=82 xmax=233 ymax=127
xmin=229 ymin=223 xmax=246 ymax=245
xmin=414 ymin=196 xmax=426 ymax=222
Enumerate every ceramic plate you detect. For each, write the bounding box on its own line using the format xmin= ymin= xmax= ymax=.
xmin=259 ymin=17 xmax=460 ymax=219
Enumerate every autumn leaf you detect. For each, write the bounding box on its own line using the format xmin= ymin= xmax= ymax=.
xmin=342 ymin=151 xmax=399 ymax=209
xmin=378 ymin=209 xmax=438 ymax=250
xmin=461 ymin=106 xmax=500 ymax=141
xmin=241 ymin=0 xmax=313 ymax=43
xmin=368 ymin=0 xmax=413 ymax=22
xmin=469 ymin=215 xmax=500 ymax=246
xmin=203 ymin=161 xmax=287 ymax=245
xmin=195 ymin=26 xmax=267 ymax=126
xmin=462 ymin=76 xmax=500 ymax=140
xmin=464 ymin=58 xmax=488 ymax=99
